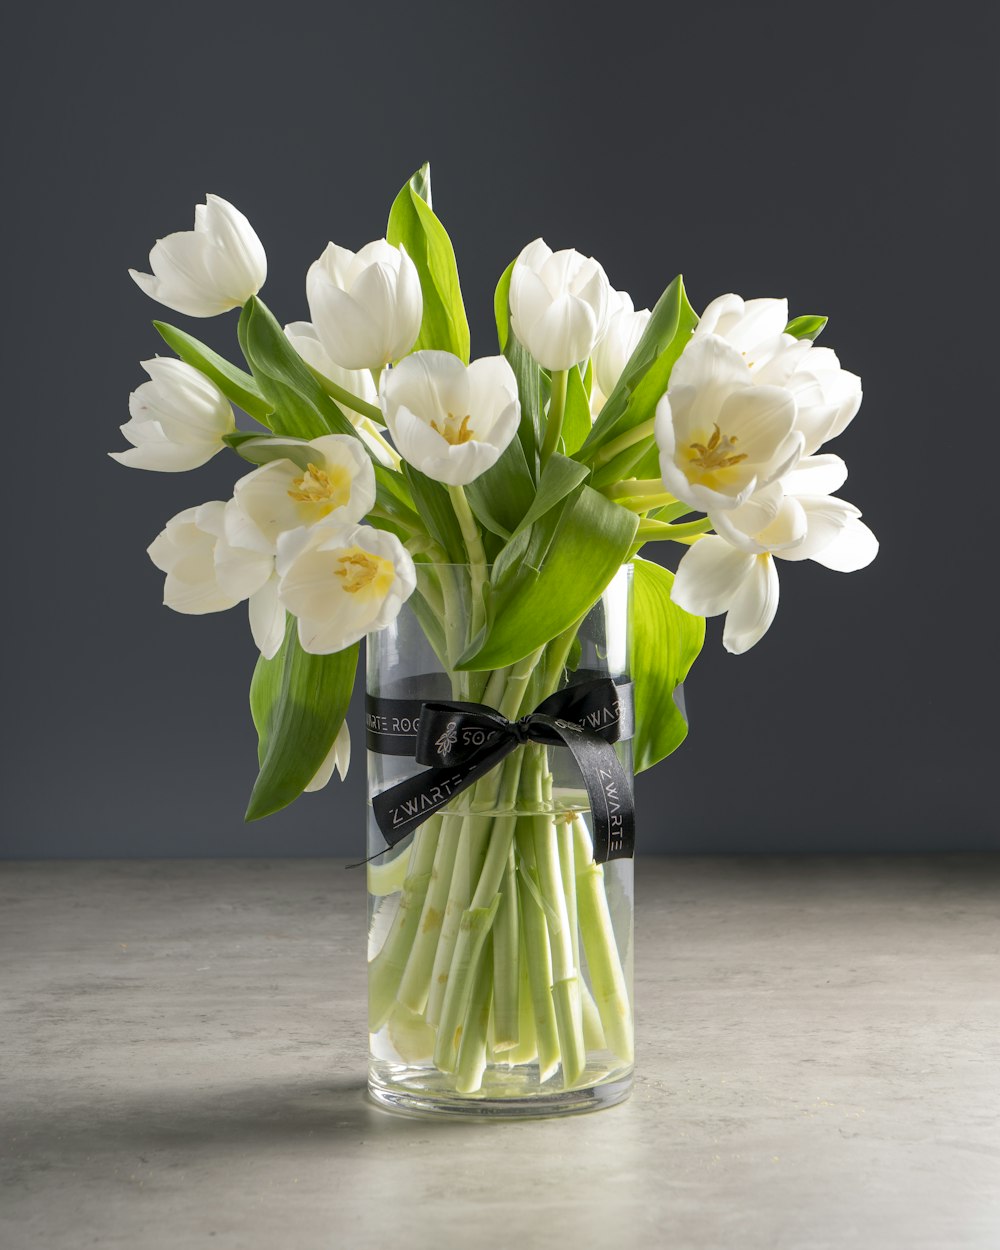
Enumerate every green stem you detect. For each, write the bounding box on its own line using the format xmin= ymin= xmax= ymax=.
xmin=492 ymin=846 xmax=520 ymax=1051
xmin=454 ymin=933 xmax=495 ymax=1094
xmin=618 ymin=491 xmax=678 ymax=513
xmin=588 ymin=416 xmax=655 ymax=468
xmin=605 ymin=477 xmax=669 ymax=501
xmin=309 ymin=367 xmax=384 ymax=424
xmin=573 ymin=817 xmax=633 ymax=1064
xmin=540 ymin=369 xmax=568 ymax=465
xmin=636 ymin=516 xmax=713 ymax=542
xmin=517 ymin=834 xmax=561 ymax=1082
xmin=448 ymin=484 xmax=488 ymax=638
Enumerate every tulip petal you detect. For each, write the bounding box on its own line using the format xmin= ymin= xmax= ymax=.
xmin=249 ymin=575 xmax=285 ymax=659
xmin=808 ymin=516 xmax=878 ymax=571
xmin=783 ymin=454 xmax=849 ymax=497
xmin=722 ymin=554 xmax=780 ymax=654
xmin=671 ymin=536 xmax=755 ymax=617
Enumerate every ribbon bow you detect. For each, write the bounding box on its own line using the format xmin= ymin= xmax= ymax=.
xmin=369 ymin=677 xmax=634 ymax=863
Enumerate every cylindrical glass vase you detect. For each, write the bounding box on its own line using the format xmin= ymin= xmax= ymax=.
xmin=366 ymin=564 xmax=634 ymax=1118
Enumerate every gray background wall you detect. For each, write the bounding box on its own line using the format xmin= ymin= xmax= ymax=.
xmin=2 ymin=1 xmax=995 ymax=858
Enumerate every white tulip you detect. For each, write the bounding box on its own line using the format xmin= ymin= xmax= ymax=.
xmin=129 ymin=194 xmax=266 ymax=317
xmin=695 ymin=293 xmax=862 ymax=455
xmin=284 ymin=321 xmax=398 ymax=467
xmin=276 ymin=523 xmax=416 ymax=655
xmin=379 ymin=350 xmax=520 ymax=486
xmin=230 ymin=434 xmax=376 ymax=548
xmin=592 ymin=291 xmax=651 ymax=404
xmin=655 ymin=334 xmax=802 ymax=513
xmin=110 ymin=357 xmax=236 ymax=472
xmin=305 ymin=721 xmax=351 ymax=792
xmin=306 ymin=240 xmax=423 ymax=370
xmin=509 ymin=238 xmax=611 ymax=370
xmin=147 ymin=500 xmax=283 ymax=657
xmin=671 ymin=476 xmax=878 ymax=654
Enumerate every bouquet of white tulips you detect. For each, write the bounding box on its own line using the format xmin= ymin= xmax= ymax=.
xmin=118 ymin=164 xmax=877 ymax=1110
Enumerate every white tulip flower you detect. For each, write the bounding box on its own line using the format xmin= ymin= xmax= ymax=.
xmin=129 ymin=195 xmax=266 ymax=317
xmin=230 ymin=434 xmax=376 ymax=548
xmin=671 ymin=476 xmax=878 ymax=655
xmin=284 ymin=321 xmax=398 ymax=467
xmin=110 ymin=357 xmax=236 ymax=472
xmin=147 ymin=500 xmax=284 ymax=658
xmin=655 ymin=335 xmax=802 ymax=513
xmin=509 ymin=239 xmax=611 ymax=370
xmin=695 ymin=294 xmax=862 ymax=455
xmin=379 ymin=351 xmax=520 ymax=486
xmin=306 ymin=240 xmax=423 ymax=370
xmin=305 ymin=721 xmax=351 ymax=792
xmin=276 ymin=523 xmax=416 ymax=655
xmin=592 ymin=291 xmax=651 ymax=405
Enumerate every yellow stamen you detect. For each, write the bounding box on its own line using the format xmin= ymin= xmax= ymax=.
xmin=688 ymin=425 xmax=748 ymax=470
xmin=335 ymin=549 xmax=389 ymax=594
xmin=287 ymin=462 xmax=351 ymax=512
xmin=431 ymin=412 xmax=476 ymax=445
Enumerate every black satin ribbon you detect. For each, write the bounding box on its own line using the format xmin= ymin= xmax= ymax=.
xmin=368 ymin=677 xmax=634 ymax=863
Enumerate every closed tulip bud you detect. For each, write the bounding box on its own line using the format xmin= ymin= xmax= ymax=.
xmin=509 ymin=239 xmax=611 ymax=370
xmin=110 ymin=357 xmax=235 ymax=472
xmin=306 ymin=240 xmax=422 ymax=371
xmin=129 ymin=195 xmax=266 ymax=317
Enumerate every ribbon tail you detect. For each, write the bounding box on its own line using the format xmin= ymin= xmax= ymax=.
xmin=546 ymin=722 xmax=635 ymax=862
xmin=370 ymin=742 xmax=516 ymax=852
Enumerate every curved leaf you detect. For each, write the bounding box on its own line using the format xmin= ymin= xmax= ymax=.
xmin=632 ymin=557 xmax=705 ymax=773
xmin=246 ymin=619 xmax=358 ymax=820
xmin=785 ymin=314 xmax=828 ymax=342
xmin=458 ymin=485 xmax=637 ymax=670
xmin=387 ymin=164 xmax=470 ymax=361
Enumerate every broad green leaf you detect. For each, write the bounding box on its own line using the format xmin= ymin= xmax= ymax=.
xmin=582 ymin=275 xmax=698 ymax=456
xmin=154 ymin=321 xmax=273 ymax=424
xmin=373 ymin=464 xmax=422 ymax=530
xmin=785 ymin=314 xmax=828 ymax=342
xmin=222 ymin=431 xmax=315 ymax=473
xmin=561 ymin=363 xmax=592 ymax=455
xmin=387 ymin=164 xmax=470 ymax=361
xmin=590 ymin=282 xmax=700 ymax=489
xmin=511 ymin=452 xmax=589 ymax=538
xmin=465 ymin=432 xmax=536 ymax=539
xmin=494 ymin=259 xmax=515 ymax=352
xmin=458 ymin=485 xmax=638 ymax=670
xmin=631 ymin=557 xmax=704 ymax=773
xmin=246 ymin=620 xmax=358 ymax=820
xmin=238 ymin=297 xmax=359 ymax=442
xmin=401 ymin=463 xmax=466 ymax=562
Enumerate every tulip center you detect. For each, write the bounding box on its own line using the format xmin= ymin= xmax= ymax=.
xmin=288 ymin=462 xmax=352 ymax=515
xmin=431 ymin=412 xmax=476 ymax=446
xmin=334 ymin=547 xmax=394 ymax=596
xmin=688 ymin=425 xmax=748 ymax=471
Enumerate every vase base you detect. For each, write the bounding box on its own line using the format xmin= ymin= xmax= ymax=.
xmin=367 ymin=1065 xmax=633 ymax=1120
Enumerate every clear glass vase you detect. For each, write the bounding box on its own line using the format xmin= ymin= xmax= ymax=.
xmin=365 ymin=563 xmax=634 ymax=1119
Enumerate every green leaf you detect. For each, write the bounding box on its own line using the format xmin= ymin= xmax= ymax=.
xmin=154 ymin=321 xmax=273 ymax=424
xmin=458 ymin=485 xmax=638 ymax=670
xmin=237 ymin=297 xmax=359 ymax=442
xmin=785 ymin=314 xmax=828 ymax=342
xmin=401 ymin=463 xmax=466 ymax=562
xmin=561 ymin=363 xmax=592 ymax=455
xmin=511 ymin=452 xmax=589 ymax=538
xmin=246 ymin=620 xmax=358 ymax=820
xmin=631 ymin=557 xmax=705 ymax=773
xmin=583 ymin=275 xmax=698 ymax=456
xmin=387 ymin=164 xmax=471 ymax=361
xmin=494 ymin=259 xmax=515 ymax=352
xmin=465 ymin=432 xmax=536 ymax=539
xmin=222 ymin=431 xmax=315 ymax=473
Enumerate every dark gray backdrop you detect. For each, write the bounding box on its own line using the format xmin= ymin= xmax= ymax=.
xmin=3 ymin=2 xmax=996 ymax=857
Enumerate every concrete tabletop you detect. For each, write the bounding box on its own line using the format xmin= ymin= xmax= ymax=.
xmin=1 ymin=856 xmax=997 ymax=1249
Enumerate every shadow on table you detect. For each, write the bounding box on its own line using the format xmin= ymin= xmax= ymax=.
xmin=4 ymin=1074 xmax=473 ymax=1172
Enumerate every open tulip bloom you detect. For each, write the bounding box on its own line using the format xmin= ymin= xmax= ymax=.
xmin=119 ymin=164 xmax=878 ymax=1098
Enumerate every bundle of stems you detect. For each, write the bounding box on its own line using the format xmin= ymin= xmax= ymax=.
xmin=368 ymin=572 xmax=633 ymax=1095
